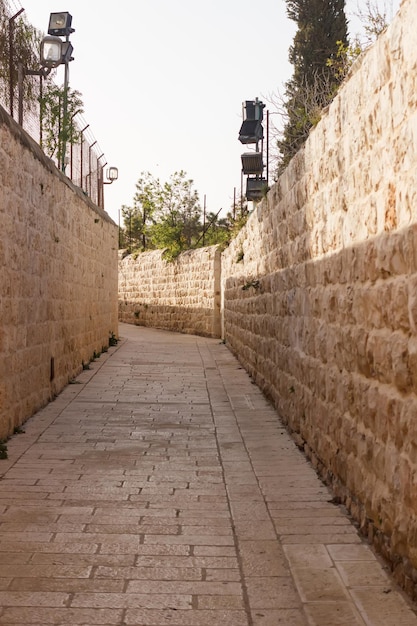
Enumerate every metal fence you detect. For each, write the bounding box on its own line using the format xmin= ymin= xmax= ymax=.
xmin=1 ymin=0 xmax=107 ymax=208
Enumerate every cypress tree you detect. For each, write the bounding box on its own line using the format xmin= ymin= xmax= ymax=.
xmin=278 ymin=0 xmax=348 ymax=169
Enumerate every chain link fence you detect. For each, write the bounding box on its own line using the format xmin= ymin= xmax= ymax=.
xmin=0 ymin=0 xmax=107 ymax=208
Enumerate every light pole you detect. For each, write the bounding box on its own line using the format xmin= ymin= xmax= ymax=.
xmin=40 ymin=12 xmax=74 ymax=172
xmin=238 ymin=98 xmax=267 ymax=203
xmin=39 ymin=12 xmax=118 ymax=208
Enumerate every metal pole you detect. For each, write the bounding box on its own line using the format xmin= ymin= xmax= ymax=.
xmin=194 ymin=207 xmax=223 ymax=248
xmin=17 ymin=63 xmax=24 ymax=126
xmin=61 ymin=55 xmax=70 ymax=172
xmin=80 ymin=124 xmax=89 ymax=192
xmin=241 ymin=170 xmax=243 ymax=214
xmin=97 ymin=155 xmax=106 ymax=208
xmin=203 ymin=194 xmax=206 ymax=246
xmin=266 ymin=110 xmax=269 ymax=187
xmin=9 ymin=9 xmax=25 ymax=118
xmin=39 ymin=74 xmax=44 ymax=147
xmin=88 ymin=140 xmax=97 ymax=196
xmin=129 ymin=210 xmax=132 ymax=252
xmin=233 ymin=187 xmax=236 ymax=221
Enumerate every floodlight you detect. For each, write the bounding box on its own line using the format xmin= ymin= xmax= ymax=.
xmin=40 ymin=36 xmax=63 ymax=68
xmin=107 ymin=167 xmax=118 ymax=181
xmin=246 ymin=177 xmax=267 ymax=202
xmin=104 ymin=167 xmax=119 ymax=184
xmin=48 ymin=12 xmax=74 ymax=36
xmin=241 ymin=152 xmax=264 ymax=175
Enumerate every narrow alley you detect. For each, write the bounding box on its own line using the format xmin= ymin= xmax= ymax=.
xmin=0 ymin=323 xmax=416 ymax=626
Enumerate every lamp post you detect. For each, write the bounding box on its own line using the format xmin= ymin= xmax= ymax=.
xmin=238 ymin=98 xmax=267 ymax=203
xmin=104 ymin=167 xmax=119 ymax=184
xmin=97 ymin=167 xmax=118 ymax=210
xmin=40 ymin=12 xmax=74 ymax=172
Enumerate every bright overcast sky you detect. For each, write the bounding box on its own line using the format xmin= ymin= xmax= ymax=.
xmin=21 ymin=0 xmax=399 ymax=225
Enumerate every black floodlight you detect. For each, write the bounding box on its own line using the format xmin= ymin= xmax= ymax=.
xmin=241 ymin=151 xmax=264 ymax=175
xmin=244 ymin=99 xmax=264 ymax=122
xmin=246 ymin=177 xmax=267 ymax=202
xmin=238 ymin=98 xmax=265 ymax=144
xmin=48 ymin=12 xmax=74 ymax=36
xmin=238 ymin=119 xmax=264 ymax=144
xmin=61 ymin=41 xmax=74 ymax=63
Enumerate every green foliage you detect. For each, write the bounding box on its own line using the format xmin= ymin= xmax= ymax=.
xmin=120 ymin=171 xmax=249 ymax=257
xmin=150 ymin=171 xmax=202 ymax=257
xmin=109 ymin=331 xmax=118 ymax=346
xmin=326 ymin=39 xmax=362 ymax=81
xmin=0 ymin=440 xmax=8 ymax=459
xmin=242 ymin=279 xmax=260 ymax=291
xmin=286 ymin=0 xmax=348 ymax=82
xmin=39 ymin=85 xmax=84 ymax=163
xmin=121 ymin=171 xmax=160 ymax=252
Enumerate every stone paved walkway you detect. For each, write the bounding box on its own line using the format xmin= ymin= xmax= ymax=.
xmin=1 ymin=323 xmax=417 ymax=626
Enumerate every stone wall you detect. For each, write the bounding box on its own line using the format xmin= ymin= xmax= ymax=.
xmin=221 ymin=0 xmax=417 ymax=597
xmin=118 ymin=246 xmax=221 ymax=338
xmin=0 ymin=105 xmax=118 ymax=440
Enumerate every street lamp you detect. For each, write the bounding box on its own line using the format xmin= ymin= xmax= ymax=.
xmin=104 ymin=167 xmax=119 ymax=184
xmin=40 ymin=12 xmax=75 ymax=172
xmin=40 ymin=36 xmax=64 ymax=68
xmin=99 ymin=166 xmax=119 ymax=210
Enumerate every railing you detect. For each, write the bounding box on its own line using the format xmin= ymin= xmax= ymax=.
xmin=0 ymin=0 xmax=107 ymax=208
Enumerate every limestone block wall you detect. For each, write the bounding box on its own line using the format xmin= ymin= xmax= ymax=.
xmin=222 ymin=0 xmax=417 ymax=596
xmin=0 ymin=106 xmax=118 ymax=440
xmin=118 ymin=246 xmax=221 ymax=338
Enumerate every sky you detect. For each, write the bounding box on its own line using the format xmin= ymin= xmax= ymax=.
xmin=19 ymin=0 xmax=400 ymax=225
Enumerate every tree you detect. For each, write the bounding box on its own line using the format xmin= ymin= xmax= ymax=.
xmin=121 ymin=171 xmax=202 ymax=258
xmin=149 ymin=171 xmax=202 ymax=259
xmin=39 ymin=84 xmax=84 ymax=165
xmin=121 ymin=171 xmax=160 ymax=252
xmin=278 ymin=0 xmax=348 ymax=169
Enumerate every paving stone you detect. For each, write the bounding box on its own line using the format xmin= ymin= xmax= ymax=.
xmin=291 ymin=566 xmax=351 ymax=602
xmin=94 ymin=565 xmax=203 ymax=581
xmin=251 ymin=609 xmax=308 ymax=625
xmin=126 ymin=580 xmax=243 ymax=595
xmin=0 ymin=591 xmax=69 ymax=606
xmin=8 ymin=578 xmax=126 ymax=593
xmin=197 ymin=595 xmax=245 ymax=609
xmin=304 ymin=602 xmax=366 ymax=625
xmin=335 ymin=559 xmax=392 ymax=586
xmin=0 ymin=564 xmax=92 ymax=579
xmin=351 ymin=587 xmax=417 ymax=625
xmin=124 ymin=608 xmax=248 ymax=625
xmin=239 ymin=540 xmax=290 ymax=576
xmin=0 ymin=607 xmax=124 ymax=624
xmin=70 ymin=592 xmax=193 ymax=609
xmin=245 ymin=576 xmax=302 ymax=609
xmin=327 ymin=543 xmax=377 ymax=561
